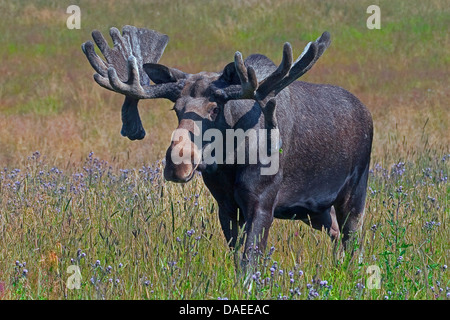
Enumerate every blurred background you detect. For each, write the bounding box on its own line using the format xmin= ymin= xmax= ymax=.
xmin=0 ymin=0 xmax=448 ymax=168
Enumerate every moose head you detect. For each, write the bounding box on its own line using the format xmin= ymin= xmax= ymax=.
xmin=82 ymin=25 xmax=331 ymax=183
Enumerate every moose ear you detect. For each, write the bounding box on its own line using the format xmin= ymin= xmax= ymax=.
xmin=143 ymin=63 xmax=187 ymax=84
xmin=219 ymin=62 xmax=241 ymax=85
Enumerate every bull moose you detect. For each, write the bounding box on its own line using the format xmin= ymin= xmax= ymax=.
xmin=82 ymin=26 xmax=373 ymax=261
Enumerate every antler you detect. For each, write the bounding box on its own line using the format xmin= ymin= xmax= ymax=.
xmin=221 ymin=31 xmax=331 ymax=103
xmin=82 ymin=26 xmax=182 ymax=140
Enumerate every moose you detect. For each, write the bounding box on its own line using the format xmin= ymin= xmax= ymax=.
xmin=82 ymin=26 xmax=373 ymax=261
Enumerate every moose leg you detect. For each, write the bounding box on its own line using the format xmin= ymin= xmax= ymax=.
xmin=243 ymin=207 xmax=274 ymax=259
xmin=233 ymin=177 xmax=279 ymax=268
xmin=236 ymin=196 xmax=274 ymax=264
xmin=334 ymin=167 xmax=369 ymax=250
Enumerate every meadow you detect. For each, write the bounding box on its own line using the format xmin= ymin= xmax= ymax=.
xmin=0 ymin=0 xmax=448 ymax=300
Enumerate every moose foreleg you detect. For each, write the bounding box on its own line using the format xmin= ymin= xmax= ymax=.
xmin=243 ymin=207 xmax=274 ymax=261
xmin=218 ymin=205 xmax=243 ymax=250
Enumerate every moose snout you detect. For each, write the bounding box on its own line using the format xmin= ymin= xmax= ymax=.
xmin=163 ymin=129 xmax=201 ymax=183
xmin=163 ymin=152 xmax=195 ymax=183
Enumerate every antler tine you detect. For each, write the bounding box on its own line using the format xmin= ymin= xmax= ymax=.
xmin=107 ymin=56 xmax=143 ymax=97
xmin=90 ymin=55 xmax=149 ymax=99
xmin=256 ymin=32 xmax=331 ymax=102
xmin=270 ymin=31 xmax=331 ymax=96
xmin=256 ymin=42 xmax=294 ymax=100
xmin=82 ymin=40 xmax=108 ymax=78
xmin=220 ymin=31 xmax=331 ymax=104
xmin=234 ymin=51 xmax=258 ymax=99
xmin=315 ymin=31 xmax=331 ymax=58
xmin=273 ymin=41 xmax=319 ymax=95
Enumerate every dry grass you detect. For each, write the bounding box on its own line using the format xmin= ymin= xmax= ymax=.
xmin=0 ymin=0 xmax=448 ymax=167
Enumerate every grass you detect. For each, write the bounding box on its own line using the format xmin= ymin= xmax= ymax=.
xmin=0 ymin=151 xmax=448 ymax=300
xmin=0 ymin=0 xmax=448 ymax=300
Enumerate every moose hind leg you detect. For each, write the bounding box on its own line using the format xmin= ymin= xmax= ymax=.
xmin=334 ymin=168 xmax=369 ymax=250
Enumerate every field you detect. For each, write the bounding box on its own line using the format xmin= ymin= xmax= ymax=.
xmin=0 ymin=0 xmax=448 ymax=300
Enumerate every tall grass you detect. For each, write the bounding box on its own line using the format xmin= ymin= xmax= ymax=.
xmin=0 ymin=0 xmax=448 ymax=300
xmin=0 ymin=151 xmax=448 ymax=299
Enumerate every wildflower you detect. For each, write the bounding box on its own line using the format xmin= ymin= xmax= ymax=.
xmin=391 ymin=161 xmax=406 ymax=176
xmin=424 ymin=221 xmax=440 ymax=230
xmin=320 ymin=280 xmax=328 ymax=287
xmin=22 ymin=269 xmax=28 ymax=277
xmin=118 ymin=263 xmax=123 ymax=268
xmin=355 ymin=282 xmax=365 ymax=289
xmin=308 ymin=288 xmax=319 ymax=299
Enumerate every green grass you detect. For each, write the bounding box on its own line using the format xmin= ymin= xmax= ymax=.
xmin=0 ymin=151 xmax=448 ymax=300
xmin=0 ymin=0 xmax=448 ymax=300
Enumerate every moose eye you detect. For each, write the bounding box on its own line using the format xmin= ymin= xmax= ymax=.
xmin=209 ymin=106 xmax=219 ymax=120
